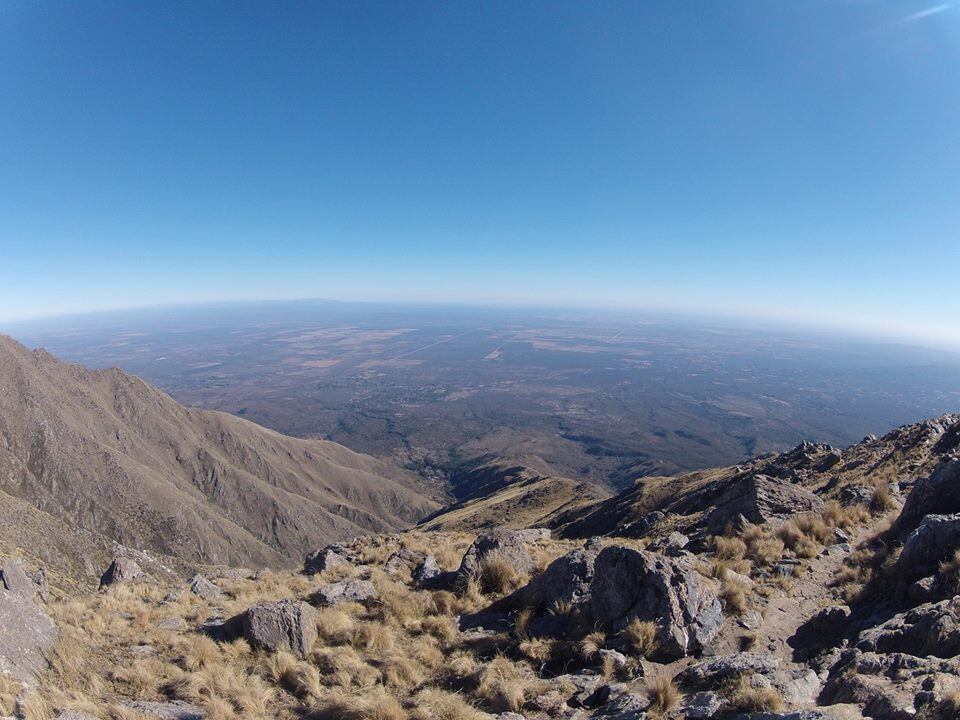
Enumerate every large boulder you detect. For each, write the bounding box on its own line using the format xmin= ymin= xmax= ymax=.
xmin=99 ymin=557 xmax=146 ymax=589
xmin=587 ymin=546 xmax=722 ymax=659
xmin=507 ymin=544 xmax=600 ymax=610
xmin=855 ymin=595 xmax=960 ymax=658
xmin=897 ymin=513 xmax=960 ymax=578
xmin=704 ymin=474 xmax=824 ymax=532
xmin=897 ymin=458 xmax=960 ymax=530
xmin=241 ymin=600 xmax=317 ymax=658
xmin=0 ymin=586 xmax=58 ymax=682
xmin=456 ymin=529 xmax=538 ymax=587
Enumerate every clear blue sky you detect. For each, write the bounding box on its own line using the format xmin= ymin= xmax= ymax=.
xmin=1 ymin=1 xmax=957 ymax=346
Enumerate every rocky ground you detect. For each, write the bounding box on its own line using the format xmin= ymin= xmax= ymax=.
xmin=2 ymin=414 xmax=960 ymax=720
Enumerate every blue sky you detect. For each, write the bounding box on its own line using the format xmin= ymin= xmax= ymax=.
xmin=1 ymin=1 xmax=957 ymax=346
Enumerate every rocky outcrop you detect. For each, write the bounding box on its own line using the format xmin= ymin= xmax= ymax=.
xmin=99 ymin=557 xmax=146 ymax=589
xmin=241 ymin=600 xmax=317 ymax=658
xmin=679 ymin=653 xmax=780 ymax=688
xmin=704 ymin=474 xmax=824 ymax=532
xmin=587 ymin=546 xmax=722 ymax=659
xmin=0 ymin=585 xmax=58 ymax=682
xmin=1 ymin=559 xmax=38 ymax=601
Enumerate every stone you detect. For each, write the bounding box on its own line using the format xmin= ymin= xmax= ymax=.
xmin=649 ymin=531 xmax=690 ymax=555
xmin=506 ymin=545 xmax=600 ymax=611
xmin=680 ymin=653 xmax=780 ymax=688
xmin=188 ymin=573 xmax=225 ymax=601
xmin=775 ymin=668 xmax=822 ymax=706
xmin=412 ymin=555 xmax=442 ymax=585
xmin=681 ymin=691 xmax=724 ymax=719
xmin=312 ymin=579 xmax=377 ymax=607
xmin=197 ymin=614 xmax=243 ymax=642
xmin=838 ymin=484 xmax=875 ymax=507
xmin=456 ymin=530 xmax=538 ymax=587
xmin=303 ymin=545 xmax=349 ymax=575
xmin=855 ymin=595 xmax=960 ymax=658
xmin=157 ymin=616 xmax=187 ymax=632
xmin=123 ymin=700 xmax=206 ymax=720
xmin=897 ymin=513 xmax=960 ymax=578
xmin=0 ymin=560 xmax=36 ymax=600
xmin=704 ymin=474 xmax=824 ymax=532
xmin=99 ymin=557 xmax=146 ymax=589
xmin=0 ymin=586 xmax=58 ymax=683
xmin=591 ymin=692 xmax=652 ymax=718
xmin=898 ymin=458 xmax=960 ymax=529
xmin=587 ymin=545 xmax=722 ymax=660
xmin=242 ymin=600 xmax=317 ymax=658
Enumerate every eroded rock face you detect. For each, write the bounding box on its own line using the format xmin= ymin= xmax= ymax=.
xmin=704 ymin=474 xmax=824 ymax=532
xmin=99 ymin=557 xmax=146 ymax=589
xmin=587 ymin=546 xmax=722 ymax=659
xmin=241 ymin=600 xmax=317 ymax=658
xmin=0 ymin=586 xmax=58 ymax=683
xmin=456 ymin=529 xmax=538 ymax=586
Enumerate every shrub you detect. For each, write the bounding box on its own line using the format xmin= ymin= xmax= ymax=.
xmin=726 ymin=675 xmax=783 ymax=713
xmin=477 ymin=553 xmax=522 ymax=595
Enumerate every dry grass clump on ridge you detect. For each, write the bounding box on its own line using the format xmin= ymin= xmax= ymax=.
xmin=623 ymin=618 xmax=659 ymax=658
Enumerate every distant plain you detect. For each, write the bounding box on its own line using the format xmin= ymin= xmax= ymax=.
xmin=8 ymin=301 xmax=960 ymax=491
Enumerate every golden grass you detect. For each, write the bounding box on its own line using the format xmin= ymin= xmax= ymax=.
xmin=646 ymin=674 xmax=680 ymax=718
xmin=725 ymin=675 xmax=783 ymax=713
xmin=623 ymin=618 xmax=659 ymax=658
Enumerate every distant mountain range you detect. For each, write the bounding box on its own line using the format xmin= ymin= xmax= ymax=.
xmin=0 ymin=335 xmax=439 ymax=581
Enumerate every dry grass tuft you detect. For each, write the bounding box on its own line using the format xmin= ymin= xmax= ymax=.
xmin=940 ymin=550 xmax=960 ymax=596
xmin=720 ymin=576 xmax=749 ymax=615
xmin=305 ymin=687 xmax=406 ymax=720
xmin=476 ymin=553 xmax=525 ymax=595
xmin=408 ymin=688 xmax=487 ymax=720
xmin=646 ymin=674 xmax=680 ymax=717
xmin=579 ymin=630 xmax=606 ymax=660
xmin=623 ymin=618 xmax=659 ymax=658
xmin=474 ymin=655 xmax=540 ymax=713
xmin=870 ymin=483 xmax=897 ymax=515
xmin=726 ymin=675 xmax=783 ymax=713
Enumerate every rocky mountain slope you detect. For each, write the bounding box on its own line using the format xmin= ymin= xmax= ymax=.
xmin=0 ymin=336 xmax=440 ymax=578
xmin=1 ymin=362 xmax=960 ymax=720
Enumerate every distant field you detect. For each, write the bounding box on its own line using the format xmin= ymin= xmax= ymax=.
xmin=7 ymin=301 xmax=960 ymax=490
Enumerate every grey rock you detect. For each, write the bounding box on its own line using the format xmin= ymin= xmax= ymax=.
xmin=412 ymin=554 xmax=442 ymax=585
xmin=681 ymin=691 xmax=724 ymax=719
xmin=774 ymin=668 xmax=821 ymax=705
xmin=0 ymin=560 xmax=36 ymax=601
xmin=384 ymin=548 xmax=423 ymax=576
xmin=838 ymin=484 xmax=875 ymax=506
xmin=188 ymin=573 xmax=225 ymax=601
xmin=313 ymin=579 xmax=377 ymax=607
xmin=733 ymin=713 xmax=836 ymax=720
xmin=124 ymin=700 xmax=206 ymax=720
xmin=456 ymin=529 xmax=538 ymax=587
xmin=591 ymin=692 xmax=651 ymax=718
xmin=303 ymin=545 xmax=349 ymax=575
xmin=508 ymin=545 xmax=600 ymax=611
xmin=242 ymin=600 xmax=317 ymax=658
xmin=649 ymin=532 xmax=689 ymax=555
xmin=99 ymin=557 xmax=146 ymax=589
xmin=157 ymin=616 xmax=187 ymax=632
xmin=704 ymin=474 xmax=824 ymax=532
xmin=0 ymin=585 xmax=58 ymax=682
xmin=898 ymin=458 xmax=960 ymax=529
xmin=131 ymin=643 xmax=154 ymax=657
xmin=588 ymin=545 xmax=722 ymax=659
xmin=856 ymin=595 xmax=960 ymax=658
xmin=680 ymin=653 xmax=780 ymax=688
xmin=897 ymin=513 xmax=960 ymax=578
xmin=197 ymin=613 xmax=243 ymax=642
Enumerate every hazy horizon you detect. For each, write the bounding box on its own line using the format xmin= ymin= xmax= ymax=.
xmin=2 ymin=2 xmax=958 ymax=346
